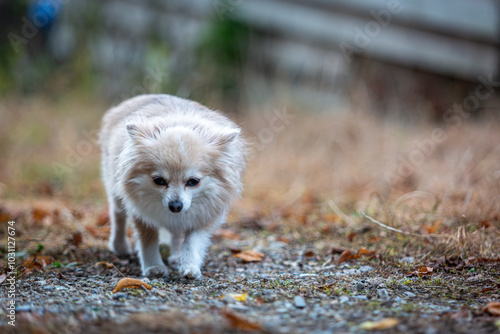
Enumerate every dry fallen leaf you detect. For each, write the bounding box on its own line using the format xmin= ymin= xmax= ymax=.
xmin=225 ymin=292 xmax=248 ymax=302
xmin=359 ymin=318 xmax=399 ymax=330
xmin=368 ymin=236 xmax=382 ymax=243
xmin=276 ymin=236 xmax=291 ymax=244
xmin=95 ymin=261 xmax=114 ymax=269
xmin=338 ymin=250 xmax=359 ymax=264
xmin=303 ymin=250 xmax=315 ymax=257
xmin=228 ymin=246 xmax=242 ymax=254
xmin=34 ymin=181 xmax=54 ymax=196
xmin=97 ymin=210 xmax=110 ymax=226
xmin=234 ymin=250 xmax=264 ymax=262
xmin=418 ymin=266 xmax=433 ymax=276
xmin=331 ymin=246 xmax=348 ymax=254
xmin=425 ymin=219 xmax=442 ymax=234
xmin=112 ymin=277 xmax=152 ymax=293
xmin=221 ymin=309 xmax=261 ymax=331
xmin=213 ymin=228 xmax=241 ymax=240
xmin=32 ymin=205 xmax=51 ymax=222
xmin=86 ymin=225 xmax=110 ymax=240
xmin=480 ymin=220 xmax=493 ymax=229
xmin=86 ymin=226 xmax=134 ymax=240
xmin=323 ymin=213 xmax=341 ymax=223
xmin=67 ymin=231 xmax=83 ymax=246
xmin=0 ymin=274 xmax=6 ymax=284
xmin=358 ymin=247 xmax=376 ymax=256
xmin=0 ymin=206 xmax=14 ymax=223
xmin=407 ymin=266 xmax=434 ymax=277
xmin=347 ymin=232 xmax=358 ymax=242
xmin=23 ymin=255 xmax=54 ymax=269
xmin=469 ymin=257 xmax=500 ymax=263
xmin=483 ymin=301 xmax=500 ymax=316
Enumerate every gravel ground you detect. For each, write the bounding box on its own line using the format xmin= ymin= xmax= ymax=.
xmin=1 ymin=221 xmax=499 ymax=334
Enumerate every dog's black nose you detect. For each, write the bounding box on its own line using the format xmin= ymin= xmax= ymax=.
xmin=168 ymin=200 xmax=183 ymax=213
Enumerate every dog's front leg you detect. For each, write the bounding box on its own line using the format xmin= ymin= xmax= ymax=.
xmin=179 ymin=229 xmax=211 ymax=279
xmin=108 ymin=197 xmax=131 ymax=256
xmin=134 ymin=219 xmax=169 ymax=277
xmin=167 ymin=228 xmax=184 ymax=269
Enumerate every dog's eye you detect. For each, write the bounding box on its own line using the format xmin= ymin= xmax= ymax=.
xmin=153 ymin=177 xmax=167 ymax=186
xmin=186 ymin=178 xmax=200 ymax=187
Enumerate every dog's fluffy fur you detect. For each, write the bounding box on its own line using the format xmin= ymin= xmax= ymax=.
xmin=99 ymin=94 xmax=246 ymax=278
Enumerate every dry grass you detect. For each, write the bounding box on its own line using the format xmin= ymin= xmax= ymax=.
xmin=0 ymin=95 xmax=499 ymax=261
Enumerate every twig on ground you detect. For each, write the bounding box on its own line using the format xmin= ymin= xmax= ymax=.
xmin=321 ymin=258 xmax=331 ymax=268
xmin=112 ymin=264 xmax=126 ymax=278
xmin=359 ymin=211 xmax=449 ymax=238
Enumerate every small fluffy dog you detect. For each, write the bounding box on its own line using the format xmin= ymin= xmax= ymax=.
xmin=99 ymin=94 xmax=246 ymax=278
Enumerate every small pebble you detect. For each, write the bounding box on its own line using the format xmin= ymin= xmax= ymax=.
xmin=466 ymin=274 xmax=483 ymax=281
xmin=397 ymin=284 xmax=411 ymax=291
xmin=16 ymin=305 xmax=32 ymax=312
xmin=339 ymin=296 xmax=349 ymax=303
xmin=377 ymin=288 xmax=390 ymax=301
xmin=404 ymin=291 xmax=416 ymax=298
xmin=112 ymin=293 xmax=127 ymax=300
xmin=299 ymin=273 xmax=317 ymax=277
xmin=155 ymin=290 xmax=168 ymax=298
xmin=359 ymin=265 xmax=374 ymax=273
xmin=353 ymin=295 xmax=368 ymax=300
xmin=43 ymin=286 xmax=55 ymax=291
xmin=294 ymin=296 xmax=306 ymax=308
xmin=401 ymin=257 xmax=415 ymax=263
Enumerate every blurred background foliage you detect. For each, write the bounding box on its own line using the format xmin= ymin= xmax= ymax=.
xmin=1 ymin=0 xmax=500 ymax=115
xmin=1 ymin=0 xmax=500 ymax=200
xmin=0 ymin=0 xmax=253 ymax=110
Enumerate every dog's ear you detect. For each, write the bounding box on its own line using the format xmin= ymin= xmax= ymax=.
xmin=211 ymin=127 xmax=240 ymax=148
xmin=126 ymin=122 xmax=160 ymax=142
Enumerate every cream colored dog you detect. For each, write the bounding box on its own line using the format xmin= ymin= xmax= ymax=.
xmin=99 ymin=94 xmax=246 ymax=278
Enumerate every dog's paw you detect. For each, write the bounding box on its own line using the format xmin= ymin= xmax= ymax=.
xmin=167 ymin=254 xmax=181 ymax=269
xmin=180 ymin=264 xmax=202 ymax=279
xmin=143 ymin=264 xmax=169 ymax=277
xmin=108 ymin=240 xmax=132 ymax=257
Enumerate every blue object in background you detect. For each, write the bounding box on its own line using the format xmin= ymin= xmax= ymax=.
xmin=28 ymin=0 xmax=61 ymax=30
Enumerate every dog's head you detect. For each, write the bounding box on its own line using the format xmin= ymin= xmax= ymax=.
xmin=121 ymin=116 xmax=241 ymax=216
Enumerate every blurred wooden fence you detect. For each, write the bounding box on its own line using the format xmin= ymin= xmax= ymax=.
xmin=50 ymin=0 xmax=500 ymax=109
xmin=230 ymin=0 xmax=499 ymax=80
